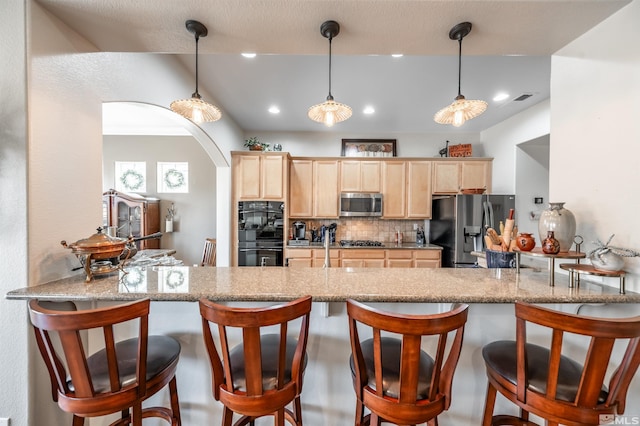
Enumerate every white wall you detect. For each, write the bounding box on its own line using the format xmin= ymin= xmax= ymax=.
xmin=551 ymin=0 xmax=640 ymax=291
xmin=0 ymin=1 xmax=30 ymax=425
xmin=251 ymin=131 xmax=481 ymax=158
xmin=516 ymin=136 xmax=550 ymax=236
xmin=480 ymin=99 xmax=551 ymax=195
xmin=103 ymin=135 xmax=217 ymax=266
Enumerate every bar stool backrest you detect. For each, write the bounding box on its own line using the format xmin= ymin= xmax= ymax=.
xmin=29 ymin=299 xmax=150 ymax=418
xmin=347 ymin=300 xmax=469 ymax=425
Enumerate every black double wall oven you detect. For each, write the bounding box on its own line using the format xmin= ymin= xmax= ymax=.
xmin=238 ymin=201 xmax=284 ymax=266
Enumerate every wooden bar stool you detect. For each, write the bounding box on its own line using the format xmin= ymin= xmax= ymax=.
xmin=199 ymin=296 xmax=312 ymax=426
xmin=347 ymin=300 xmax=469 ymax=425
xmin=29 ymin=298 xmax=181 ymax=426
xmin=202 ymin=238 xmax=217 ymax=267
xmin=482 ymin=301 xmax=640 ymax=426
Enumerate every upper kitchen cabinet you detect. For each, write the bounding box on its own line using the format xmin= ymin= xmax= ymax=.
xmin=382 ymin=160 xmax=432 ymax=219
xmin=340 ymin=160 xmax=381 ymax=192
xmin=232 ymin=152 xmax=289 ymax=201
xmin=313 ymin=160 xmax=340 ymax=218
xmin=406 ymin=161 xmax=433 ymax=218
xmin=103 ymin=190 xmax=160 ymax=249
xmin=432 ymin=159 xmax=493 ymax=194
xmin=382 ymin=161 xmax=407 ymax=218
xmin=289 ymin=159 xmax=313 ymax=218
xmin=289 ymin=159 xmax=339 ymax=218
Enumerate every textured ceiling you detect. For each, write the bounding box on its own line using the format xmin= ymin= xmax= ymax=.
xmin=38 ymin=0 xmax=631 ymax=134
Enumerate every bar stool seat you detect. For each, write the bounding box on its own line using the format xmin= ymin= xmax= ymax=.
xmin=78 ymin=336 xmax=180 ymax=393
xmin=349 ymin=336 xmax=435 ymax=400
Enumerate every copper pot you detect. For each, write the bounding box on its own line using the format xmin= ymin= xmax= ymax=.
xmin=61 ymin=227 xmax=131 ymax=282
xmin=62 ymin=227 xmax=130 ymax=259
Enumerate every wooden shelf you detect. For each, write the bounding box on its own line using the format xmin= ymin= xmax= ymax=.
xmin=514 ymin=248 xmax=586 ymax=286
xmin=559 ymin=263 xmax=626 ymax=294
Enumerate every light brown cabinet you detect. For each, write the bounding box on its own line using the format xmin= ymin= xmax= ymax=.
xmin=413 ymin=250 xmax=442 ymax=268
xmin=284 ymin=248 xmax=340 ymax=268
xmin=406 ymin=161 xmax=433 ymax=218
xmin=285 ymin=247 xmax=442 ymax=268
xmin=340 ymin=160 xmax=381 ymax=192
xmin=381 ymin=161 xmax=407 ymax=218
xmin=382 ymin=161 xmax=432 ymax=219
xmin=386 ymin=250 xmax=414 ymax=268
xmin=232 ymin=152 xmax=288 ymax=201
xmin=289 ymin=159 xmax=339 ymax=218
xmin=432 ymin=159 xmax=492 ymax=194
xmin=341 ymin=249 xmax=386 ymax=268
xmin=313 ymin=160 xmax=340 ymax=218
xmin=289 ymin=160 xmax=314 ymax=217
xmin=103 ymin=190 xmax=160 ymax=249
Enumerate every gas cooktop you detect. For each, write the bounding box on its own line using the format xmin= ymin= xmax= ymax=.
xmin=339 ymin=240 xmax=385 ymax=247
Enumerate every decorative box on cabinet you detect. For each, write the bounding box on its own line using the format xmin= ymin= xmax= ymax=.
xmin=103 ymin=189 xmax=160 ymax=249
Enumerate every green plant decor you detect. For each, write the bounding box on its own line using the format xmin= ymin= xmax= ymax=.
xmin=244 ymin=137 xmax=270 ymax=151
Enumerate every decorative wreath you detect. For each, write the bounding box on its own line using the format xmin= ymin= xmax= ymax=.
xmin=164 ymin=169 xmax=185 ymax=189
xmin=120 ymin=269 xmax=145 ymax=290
xmin=120 ymin=169 xmax=144 ymax=191
xmin=165 ymin=270 xmax=185 ymax=289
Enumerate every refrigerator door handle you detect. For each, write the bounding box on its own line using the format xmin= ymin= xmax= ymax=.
xmin=482 ymin=201 xmax=489 ymax=229
xmin=487 ymin=201 xmax=495 ymax=230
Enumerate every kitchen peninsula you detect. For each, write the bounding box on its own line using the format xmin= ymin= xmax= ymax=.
xmin=7 ymin=267 xmax=640 ymax=425
xmin=7 ymin=265 xmax=638 ymax=304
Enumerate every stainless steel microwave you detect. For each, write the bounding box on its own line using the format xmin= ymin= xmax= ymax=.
xmin=339 ymin=192 xmax=383 ymax=217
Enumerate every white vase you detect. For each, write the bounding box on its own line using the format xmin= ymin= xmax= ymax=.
xmin=538 ymin=202 xmax=576 ymax=252
xmin=590 ymin=251 xmax=624 ymax=271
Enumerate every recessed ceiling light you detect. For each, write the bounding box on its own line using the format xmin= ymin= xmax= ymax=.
xmin=241 ymin=53 xmax=257 ymax=58
xmin=268 ymin=106 xmax=280 ymax=114
xmin=363 ymin=106 xmax=375 ymax=114
xmin=493 ymin=92 xmax=510 ymax=102
xmin=391 ymin=54 xmax=404 ymax=58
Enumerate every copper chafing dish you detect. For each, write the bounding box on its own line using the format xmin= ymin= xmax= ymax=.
xmin=61 ymin=227 xmax=132 ymax=282
xmin=62 ymin=227 xmax=164 ymax=282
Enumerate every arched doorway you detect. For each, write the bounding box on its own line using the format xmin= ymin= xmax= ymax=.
xmin=102 ymin=101 xmax=231 ymax=266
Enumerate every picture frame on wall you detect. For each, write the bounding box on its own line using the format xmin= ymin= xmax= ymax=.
xmin=341 ymin=139 xmax=397 ymax=157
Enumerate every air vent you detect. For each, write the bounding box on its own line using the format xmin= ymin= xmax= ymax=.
xmin=514 ymin=93 xmax=533 ymax=101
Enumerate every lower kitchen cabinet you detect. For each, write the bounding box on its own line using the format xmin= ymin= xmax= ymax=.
xmin=341 ymin=249 xmax=386 ymax=268
xmin=414 ymin=249 xmax=442 ymax=268
xmin=285 ymin=248 xmax=441 ymax=268
xmin=285 ymin=248 xmax=340 ymax=268
xmin=386 ymin=250 xmax=414 ymax=268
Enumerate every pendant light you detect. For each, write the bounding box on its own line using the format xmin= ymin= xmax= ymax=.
xmin=308 ymin=20 xmax=352 ymax=127
xmin=170 ymin=20 xmax=222 ymax=123
xmin=434 ymin=22 xmax=487 ymax=127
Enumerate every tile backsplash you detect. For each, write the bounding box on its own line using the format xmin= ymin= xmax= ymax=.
xmin=296 ymin=218 xmax=427 ymax=243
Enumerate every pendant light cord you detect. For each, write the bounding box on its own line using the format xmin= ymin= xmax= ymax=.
xmin=327 ymin=35 xmax=334 ymax=101
xmin=457 ymin=37 xmax=462 ymax=98
xmin=194 ymin=33 xmax=200 ymax=96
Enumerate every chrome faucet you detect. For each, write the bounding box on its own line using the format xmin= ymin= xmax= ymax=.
xmin=323 ymin=229 xmax=331 ymax=268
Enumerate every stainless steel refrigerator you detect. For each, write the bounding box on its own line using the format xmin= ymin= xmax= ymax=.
xmin=430 ymin=194 xmax=516 ymax=267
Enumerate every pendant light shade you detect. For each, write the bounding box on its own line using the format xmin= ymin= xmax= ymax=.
xmin=170 ymin=20 xmax=222 ymax=123
xmin=434 ymin=22 xmax=487 ymax=127
xmin=308 ymin=20 xmax=352 ymax=127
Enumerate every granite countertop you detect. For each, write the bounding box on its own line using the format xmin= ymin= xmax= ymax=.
xmin=6 ymin=266 xmax=638 ymax=304
xmin=286 ymin=242 xmax=442 ymax=250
